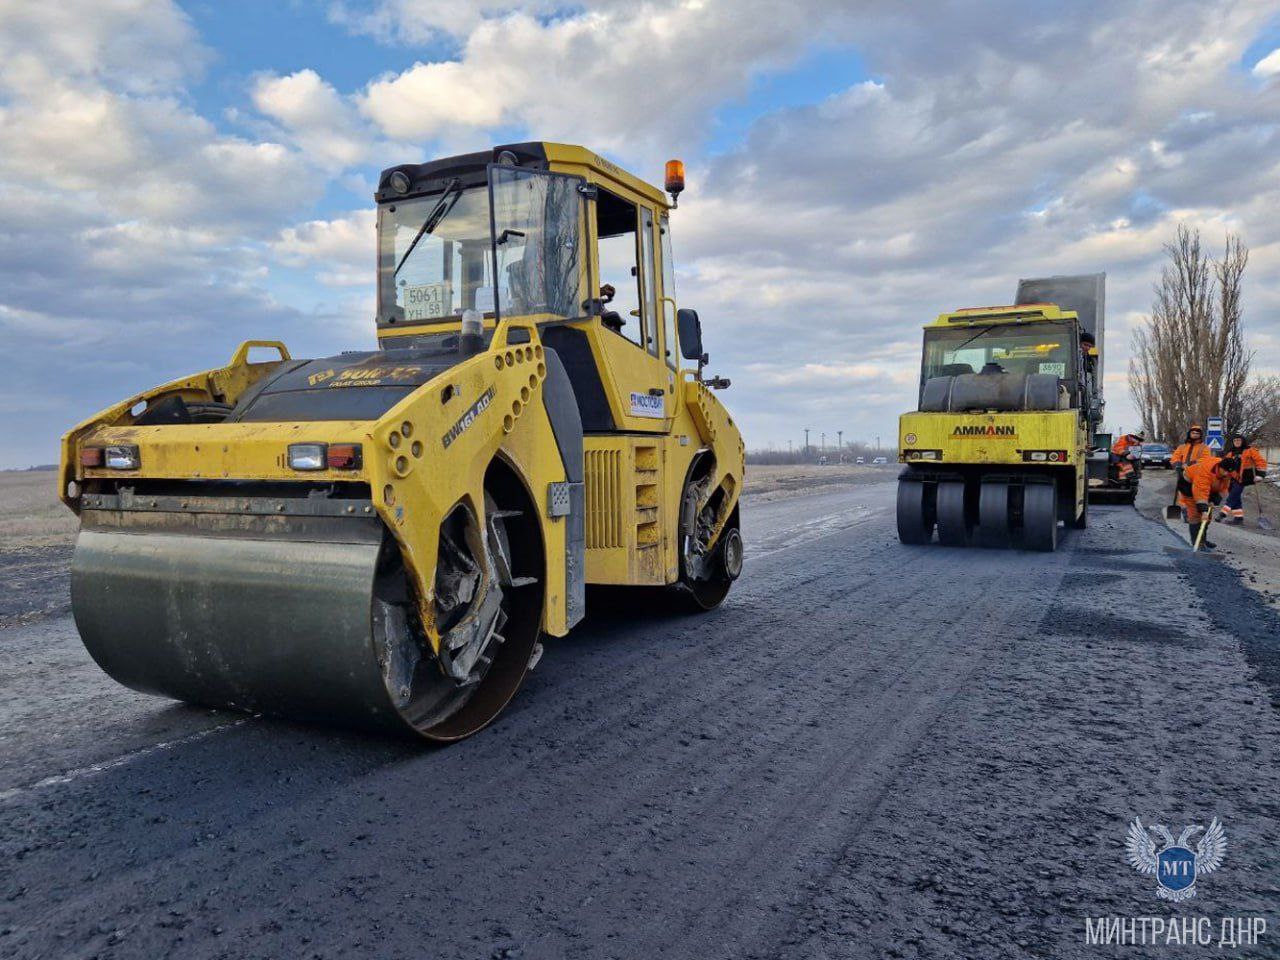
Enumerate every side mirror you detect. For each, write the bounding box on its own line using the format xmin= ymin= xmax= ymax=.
xmin=677 ymin=308 xmax=703 ymax=361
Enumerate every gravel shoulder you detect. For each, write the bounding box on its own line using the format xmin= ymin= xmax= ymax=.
xmin=1137 ymin=471 xmax=1280 ymax=613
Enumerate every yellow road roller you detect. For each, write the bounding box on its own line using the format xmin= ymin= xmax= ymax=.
xmin=58 ymin=143 xmax=744 ymax=741
xmin=896 ymin=274 xmax=1105 ymax=551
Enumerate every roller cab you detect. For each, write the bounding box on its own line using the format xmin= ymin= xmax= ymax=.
xmin=60 ymin=143 xmax=744 ymax=740
xmin=896 ymin=282 xmax=1105 ymax=552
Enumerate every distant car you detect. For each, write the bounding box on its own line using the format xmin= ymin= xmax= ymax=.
xmin=1139 ymin=443 xmax=1172 ymax=468
xmin=817 ymin=455 xmax=829 ymax=465
xmin=872 ymin=456 xmax=888 ymax=465
xmin=855 ymin=456 xmax=865 ymax=464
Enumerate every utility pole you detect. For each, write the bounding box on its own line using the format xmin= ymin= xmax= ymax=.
xmin=837 ymin=430 xmax=843 ymax=451
xmin=821 ymin=432 xmax=826 ymax=455
xmin=875 ymin=434 xmax=881 ymax=455
xmin=803 ymin=428 xmax=810 ymax=458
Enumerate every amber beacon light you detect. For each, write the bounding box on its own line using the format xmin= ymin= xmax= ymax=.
xmin=665 ymin=159 xmax=685 ymax=207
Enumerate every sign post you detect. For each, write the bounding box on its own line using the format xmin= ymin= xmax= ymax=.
xmin=1206 ymin=416 xmax=1225 ymax=452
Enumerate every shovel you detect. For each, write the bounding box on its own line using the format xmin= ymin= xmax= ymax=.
xmin=1192 ymin=512 xmax=1212 ymax=552
xmin=1164 ymin=469 xmax=1183 ymax=521
xmin=1256 ymin=485 xmax=1274 ymax=531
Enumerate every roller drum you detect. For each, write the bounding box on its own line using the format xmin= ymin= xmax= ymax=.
xmin=71 ymin=528 xmax=401 ymax=731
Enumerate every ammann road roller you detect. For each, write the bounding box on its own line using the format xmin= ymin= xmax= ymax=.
xmin=896 ymin=274 xmax=1106 ymax=552
xmin=59 ymin=143 xmax=745 ymax=741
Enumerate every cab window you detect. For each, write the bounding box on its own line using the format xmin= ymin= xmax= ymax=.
xmin=640 ymin=206 xmax=658 ymax=358
xmin=595 ymin=188 xmax=646 ymax=349
xmin=659 ymin=215 xmax=677 ymax=368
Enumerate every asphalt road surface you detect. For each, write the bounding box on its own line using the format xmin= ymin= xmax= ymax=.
xmin=3 ymin=477 xmax=1280 ymax=959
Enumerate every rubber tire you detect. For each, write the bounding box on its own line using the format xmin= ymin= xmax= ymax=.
xmin=935 ymin=480 xmax=969 ymax=547
xmin=896 ymin=478 xmax=934 ymax=545
xmin=977 ymin=480 xmax=1011 ymax=549
xmin=1022 ymin=482 xmax=1058 ymax=552
xmin=678 ymin=506 xmax=739 ymax=612
xmin=1071 ymin=486 xmax=1089 ymax=529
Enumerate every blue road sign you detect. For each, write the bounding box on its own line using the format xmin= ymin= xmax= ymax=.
xmin=1206 ymin=416 xmax=1224 ymax=451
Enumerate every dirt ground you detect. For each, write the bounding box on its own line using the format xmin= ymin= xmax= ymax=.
xmin=0 ymin=472 xmax=75 ymax=627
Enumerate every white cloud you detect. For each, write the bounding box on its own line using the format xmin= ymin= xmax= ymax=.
xmin=0 ymin=1 xmax=360 ymax=466
xmin=356 ymin=2 xmax=857 ymax=153
xmin=5 ymin=0 xmax=1280 ymax=466
xmin=252 ymin=69 xmax=375 ymax=168
xmin=654 ymin=1 xmax=1280 ymax=443
xmin=329 ymin=0 xmax=562 ymax=44
xmin=1253 ymin=47 xmax=1280 ymax=78
xmin=273 ymin=210 xmax=377 ymax=286
xmin=0 ymin=0 xmax=206 ymax=95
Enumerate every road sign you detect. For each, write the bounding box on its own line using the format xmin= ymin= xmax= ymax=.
xmin=1206 ymin=416 xmax=1224 ymax=451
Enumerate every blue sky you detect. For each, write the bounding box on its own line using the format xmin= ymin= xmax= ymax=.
xmin=1 ymin=0 xmax=1280 ymax=467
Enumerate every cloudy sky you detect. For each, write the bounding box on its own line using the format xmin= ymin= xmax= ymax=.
xmin=2 ymin=0 xmax=1279 ymax=467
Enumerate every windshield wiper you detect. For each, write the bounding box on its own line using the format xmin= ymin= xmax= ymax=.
xmin=950 ymin=324 xmax=997 ymax=356
xmin=394 ymin=178 xmax=463 ymax=277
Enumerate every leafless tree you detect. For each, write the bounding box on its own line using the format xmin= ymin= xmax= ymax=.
xmin=1128 ymin=226 xmax=1256 ymax=442
xmin=1231 ymin=376 xmax=1280 ymax=444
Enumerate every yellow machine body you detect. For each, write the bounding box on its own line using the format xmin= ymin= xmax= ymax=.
xmin=59 ymin=142 xmax=744 ymax=740
xmin=895 ymin=299 xmax=1100 ymax=551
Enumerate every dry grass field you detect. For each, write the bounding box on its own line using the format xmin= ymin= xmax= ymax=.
xmin=742 ymin=462 xmax=896 ymax=501
xmin=0 ymin=471 xmax=76 ymax=550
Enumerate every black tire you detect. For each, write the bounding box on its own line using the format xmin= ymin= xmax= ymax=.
xmin=678 ymin=504 xmax=739 ymax=612
xmin=896 ymin=477 xmax=934 ymax=544
xmin=977 ymin=480 xmax=1011 ymax=548
xmin=1022 ymin=482 xmax=1058 ymax=552
xmin=935 ymin=480 xmax=969 ymax=547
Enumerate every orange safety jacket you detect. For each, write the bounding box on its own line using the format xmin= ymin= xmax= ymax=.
xmin=1240 ymin=447 xmax=1268 ymax=473
xmin=1111 ymin=435 xmax=1142 ymax=456
xmin=1171 ymin=440 xmax=1210 ymax=468
xmin=1178 ymin=456 xmax=1237 ymax=522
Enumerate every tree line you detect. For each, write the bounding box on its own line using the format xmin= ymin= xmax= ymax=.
xmin=1129 ymin=225 xmax=1279 ymax=444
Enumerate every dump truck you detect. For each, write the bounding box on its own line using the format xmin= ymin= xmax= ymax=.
xmin=58 ymin=143 xmax=745 ymax=741
xmin=895 ymin=274 xmax=1105 ymax=551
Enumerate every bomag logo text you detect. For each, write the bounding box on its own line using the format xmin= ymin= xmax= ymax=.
xmin=953 ymin=424 xmax=1017 ymax=438
xmin=325 ymin=365 xmax=423 ymax=388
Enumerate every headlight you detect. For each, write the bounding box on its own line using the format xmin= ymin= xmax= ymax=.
xmin=104 ymin=445 xmax=140 ymax=470
xmin=288 ymin=443 xmax=327 ymax=471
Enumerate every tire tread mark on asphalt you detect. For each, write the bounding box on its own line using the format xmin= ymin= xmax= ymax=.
xmin=663 ymin=543 xmax=1075 ymax=958
xmin=9 ymin=543 xmax=920 ymax=949
xmin=0 ymin=716 xmax=256 ymax=804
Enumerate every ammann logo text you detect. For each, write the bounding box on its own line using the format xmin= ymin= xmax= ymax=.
xmin=953 ymin=424 xmax=1016 ymax=438
xmin=442 ymin=386 xmax=496 ymax=448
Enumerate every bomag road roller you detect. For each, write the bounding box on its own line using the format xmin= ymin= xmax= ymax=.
xmin=895 ymin=274 xmax=1105 ymax=552
xmin=58 ymin=143 xmax=744 ymax=741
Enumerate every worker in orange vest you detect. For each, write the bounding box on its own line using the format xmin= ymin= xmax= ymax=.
xmin=1171 ymin=425 xmax=1210 ymax=470
xmin=1110 ymin=432 xmax=1144 ymax=480
xmin=1219 ymin=434 xmax=1269 ymax=524
xmin=1179 ymin=455 xmax=1241 ymax=550
xmin=1172 ymin=425 xmax=1211 ymax=518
